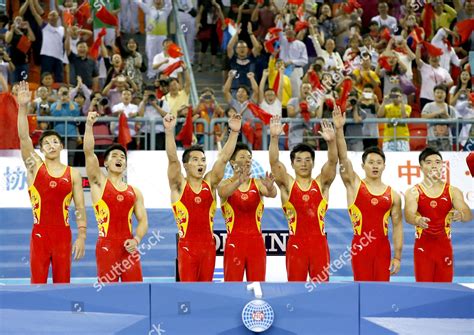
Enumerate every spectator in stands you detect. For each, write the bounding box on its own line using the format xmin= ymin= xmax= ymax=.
xmin=66 ymin=40 xmax=99 ymax=90
xmin=105 ymin=53 xmax=125 ymax=87
xmin=358 ymin=83 xmax=380 ymax=149
xmin=163 ymin=63 xmax=191 ymax=116
xmin=371 ymin=2 xmax=398 ymax=34
xmin=102 ymin=74 xmax=138 ymax=107
xmin=40 ymin=72 xmax=58 ymax=103
xmin=116 ymin=37 xmax=146 ymax=92
xmin=431 ymin=28 xmax=462 ymax=72
xmin=153 ymin=39 xmax=182 ymax=79
xmin=378 ymin=87 xmax=411 ymax=152
xmin=223 ymin=70 xmax=259 ymax=121
xmin=111 ymin=89 xmax=139 ymax=149
xmin=138 ymin=85 xmax=170 ymax=150
xmin=450 ymin=68 xmax=472 ymax=108
xmin=88 ymin=92 xmax=113 ymax=161
xmin=0 ymin=45 xmax=15 ymax=83
xmin=422 ymin=84 xmax=456 ymax=151
xmin=30 ymin=86 xmax=52 ymax=131
xmin=69 ymin=76 xmax=92 ymax=115
xmin=5 ymin=16 xmax=35 ymax=83
xmin=259 ymin=68 xmax=283 ymax=117
xmin=267 ymin=56 xmax=291 ymax=115
xmin=194 ymin=87 xmax=225 ymax=146
xmin=353 ymin=54 xmax=381 ymax=93
xmin=250 ymin=0 xmax=276 ymax=41
xmin=135 ymin=0 xmax=172 ymax=79
xmin=310 ymin=30 xmax=344 ymax=73
xmin=344 ymin=91 xmax=364 ymax=151
xmin=226 ymin=23 xmax=259 ymax=93
xmin=423 ymin=0 xmax=457 ymax=38
xmin=120 ymin=0 xmax=139 ymax=34
xmin=416 ymin=44 xmax=454 ymax=110
xmin=317 ymin=3 xmax=336 ymax=41
xmin=376 ymin=50 xmax=408 ymax=99
xmin=196 ymin=0 xmax=225 ymax=72
xmin=154 ymin=74 xmax=170 ymax=99
xmin=51 ymin=85 xmax=81 ymax=163
xmin=176 ymin=0 xmax=198 ymax=62
xmin=30 ymin=9 xmax=65 ymax=82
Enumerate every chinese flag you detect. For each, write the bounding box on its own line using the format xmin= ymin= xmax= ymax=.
xmin=63 ymin=9 xmax=74 ymax=26
xmin=288 ymin=0 xmax=304 ymax=5
xmin=247 ymin=102 xmax=273 ymax=125
xmin=408 ymin=27 xmax=424 ymax=49
xmin=272 ymin=70 xmax=280 ymax=94
xmin=299 ymin=102 xmax=311 ymax=122
xmin=264 ymin=36 xmax=279 ymax=54
xmin=76 ymin=1 xmax=91 ymax=27
xmin=422 ymin=3 xmax=434 ymax=39
xmin=378 ymin=55 xmax=392 ymax=71
xmin=167 ymin=43 xmax=183 ymax=58
xmin=455 ymin=19 xmax=474 ymax=45
xmin=118 ymin=112 xmax=132 ymax=148
xmin=343 ymin=0 xmax=362 ymax=13
xmin=380 ymin=28 xmax=391 ymax=42
xmin=96 ymin=5 xmax=118 ymax=26
xmin=336 ymin=78 xmax=353 ymax=113
xmin=308 ymin=70 xmax=322 ymax=90
xmin=0 ymin=93 xmax=20 ymax=149
xmin=422 ymin=41 xmax=443 ymax=57
xmin=268 ymin=27 xmax=282 ymax=36
xmin=295 ymin=21 xmax=310 ymax=33
xmin=162 ymin=61 xmax=183 ymax=76
xmin=176 ymin=106 xmax=194 ymax=148
xmin=467 ymin=152 xmax=474 ymax=177
xmin=242 ymin=120 xmax=255 ymax=145
xmin=89 ymin=28 xmax=107 ymax=60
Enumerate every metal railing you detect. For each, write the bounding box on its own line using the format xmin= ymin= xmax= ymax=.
xmin=33 ymin=116 xmax=473 ymax=158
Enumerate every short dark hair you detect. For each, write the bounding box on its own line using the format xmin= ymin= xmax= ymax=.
xmin=362 ymin=146 xmax=385 ymax=163
xmin=39 ymin=130 xmax=63 ymax=147
xmin=162 ymin=38 xmax=173 ymax=46
xmin=290 ymin=143 xmax=315 ymax=163
xmin=104 ymin=144 xmax=127 ymax=162
xmin=363 ymin=83 xmax=374 ymax=90
xmin=419 ymin=147 xmax=443 ymax=164
xmin=77 ymin=40 xmax=88 ymax=47
xmin=390 ymin=87 xmax=402 ymax=94
xmin=237 ymin=85 xmax=250 ymax=96
xmin=433 ymin=84 xmax=447 ymax=94
xmin=41 ymin=72 xmax=53 ymax=81
xmin=182 ymin=145 xmax=205 ymax=163
xmin=231 ymin=142 xmax=252 ymax=161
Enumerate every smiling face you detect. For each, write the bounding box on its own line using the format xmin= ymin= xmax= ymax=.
xmin=362 ymin=153 xmax=385 ymax=179
xmin=184 ymin=151 xmax=207 ymax=179
xmin=127 ymin=39 xmax=137 ymax=52
xmin=420 ymin=154 xmax=443 ymax=181
xmin=291 ymin=151 xmax=314 ymax=178
xmin=434 ymin=88 xmax=446 ymax=103
xmin=105 ymin=150 xmax=127 ymax=174
xmin=40 ymin=135 xmax=63 ymax=159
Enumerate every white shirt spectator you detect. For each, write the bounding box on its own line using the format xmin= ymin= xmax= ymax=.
xmin=152 ymin=52 xmax=182 ymax=78
xmin=111 ymin=102 xmax=139 ymax=136
xmin=40 ymin=24 xmax=65 ymax=60
xmin=419 ymin=63 xmax=453 ymax=100
xmin=140 ymin=98 xmax=170 ymax=133
xmin=260 ymin=99 xmax=282 ymax=117
xmin=280 ymin=39 xmax=309 ymax=68
xmin=431 ymin=29 xmax=461 ymax=72
xmin=371 ymin=15 xmax=398 ymax=34
xmin=309 ymin=35 xmax=344 ymax=70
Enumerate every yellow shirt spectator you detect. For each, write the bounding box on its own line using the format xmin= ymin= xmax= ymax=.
xmin=383 ymin=103 xmax=412 ymax=142
xmin=268 ymin=57 xmax=292 ymax=107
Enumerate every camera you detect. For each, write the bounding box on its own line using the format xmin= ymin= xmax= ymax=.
xmin=349 ymin=97 xmax=358 ymax=105
xmin=99 ymin=97 xmax=109 ymax=106
xmin=61 ymin=91 xmax=69 ymax=97
xmin=159 ymin=79 xmax=169 ymax=87
xmin=148 ymin=94 xmax=156 ymax=102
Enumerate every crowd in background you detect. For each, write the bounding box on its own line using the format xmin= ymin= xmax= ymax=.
xmin=0 ymin=0 xmax=473 ymax=164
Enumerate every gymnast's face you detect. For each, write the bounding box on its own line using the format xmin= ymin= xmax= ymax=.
xmin=184 ymin=151 xmax=207 ymax=179
xmin=105 ymin=150 xmax=127 ymax=174
xmin=291 ymin=152 xmax=314 ymax=178
xmin=420 ymin=154 xmax=443 ymax=181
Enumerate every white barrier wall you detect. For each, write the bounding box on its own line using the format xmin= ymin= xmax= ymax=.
xmin=1 ymin=150 xmax=472 ymax=209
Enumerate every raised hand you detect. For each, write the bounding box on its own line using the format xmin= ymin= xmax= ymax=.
xmin=247 ymin=72 xmax=255 ymax=79
xmin=86 ymin=111 xmax=98 ymax=126
xmin=228 ymin=113 xmax=242 ymax=132
xmin=163 ymin=113 xmax=177 ymax=131
xmin=270 ymin=115 xmax=283 ymax=137
xmin=17 ymin=81 xmax=32 ymax=107
xmin=318 ymin=119 xmax=336 ymax=142
xmin=261 ymin=171 xmax=275 ymax=190
xmin=332 ymin=105 xmax=345 ymax=130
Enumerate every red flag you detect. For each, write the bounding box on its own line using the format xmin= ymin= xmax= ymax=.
xmin=296 ymin=6 xmax=305 ymax=21
xmin=408 ymin=27 xmax=424 ymax=49
xmin=422 ymin=3 xmax=434 ymax=39
xmin=242 ymin=121 xmax=255 ymax=145
xmin=63 ymin=9 xmax=74 ymax=26
xmin=118 ymin=112 xmax=132 ymax=148
xmin=288 ymin=0 xmax=304 ymax=5
xmin=308 ymin=70 xmax=322 ymax=90
xmin=89 ymin=28 xmax=107 ymax=60
xmin=96 ymin=5 xmax=118 ymax=26
xmin=299 ymin=102 xmax=311 ymax=122
xmin=0 ymin=93 xmax=20 ymax=149
xmin=380 ymin=28 xmax=391 ymax=42
xmin=247 ymin=102 xmax=273 ymax=125
xmin=216 ymin=19 xmax=224 ymax=44
xmin=342 ymin=0 xmax=362 ymax=14
xmin=335 ymin=78 xmax=353 ymax=113
xmin=264 ymin=36 xmax=279 ymax=53
xmin=273 ymin=71 xmax=280 ymax=94
xmin=422 ymin=41 xmax=443 ymax=57
xmin=467 ymin=152 xmax=474 ymax=177
xmin=167 ymin=43 xmax=183 ymax=58
xmin=176 ymin=106 xmax=194 ymax=148
xmin=162 ymin=61 xmax=184 ymax=76
xmin=455 ymin=19 xmax=474 ymax=45
xmin=378 ymin=55 xmax=392 ymax=71
xmin=295 ymin=21 xmax=310 ymax=33
xmin=268 ymin=27 xmax=282 ymax=36
xmin=76 ymin=2 xmax=91 ymax=27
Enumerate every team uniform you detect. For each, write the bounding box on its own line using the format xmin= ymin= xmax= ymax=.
xmin=221 ymin=179 xmax=266 ymax=282
xmin=283 ymin=180 xmax=330 ymax=281
xmin=349 ymin=181 xmax=393 ymax=281
xmin=28 ymin=164 xmax=73 ymax=283
xmin=414 ymin=183 xmax=454 ymax=282
xmin=172 ymin=180 xmax=216 ymax=281
xmin=94 ymin=180 xmax=143 ymax=282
